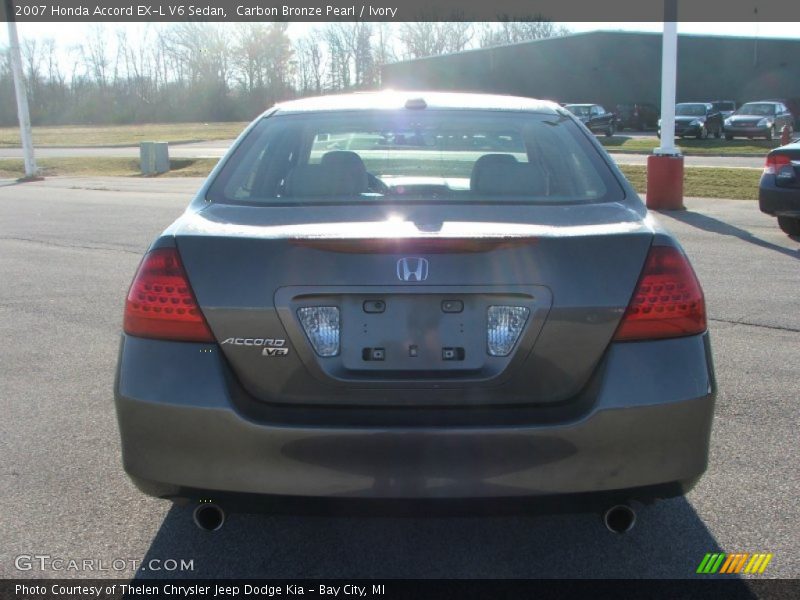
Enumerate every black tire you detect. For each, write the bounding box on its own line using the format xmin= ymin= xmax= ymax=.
xmin=777 ymin=216 xmax=800 ymax=236
xmin=725 ymin=134 xmax=734 ymax=141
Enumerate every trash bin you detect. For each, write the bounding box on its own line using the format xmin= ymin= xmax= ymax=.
xmin=140 ymin=142 xmax=170 ymax=175
xmin=646 ymin=153 xmax=684 ymax=210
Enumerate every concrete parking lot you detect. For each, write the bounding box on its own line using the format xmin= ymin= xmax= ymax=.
xmin=0 ymin=177 xmax=797 ymax=579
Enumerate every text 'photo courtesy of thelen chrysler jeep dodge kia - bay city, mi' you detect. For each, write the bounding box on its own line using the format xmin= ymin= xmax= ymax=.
xmin=114 ymin=92 xmax=714 ymax=533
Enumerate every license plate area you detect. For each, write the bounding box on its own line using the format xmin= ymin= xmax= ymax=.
xmin=275 ymin=285 xmax=551 ymax=385
xmin=341 ymin=293 xmax=491 ymax=372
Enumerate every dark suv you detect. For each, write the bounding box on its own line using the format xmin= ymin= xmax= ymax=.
xmin=710 ymin=101 xmax=737 ymax=119
xmin=615 ymin=103 xmax=659 ymax=131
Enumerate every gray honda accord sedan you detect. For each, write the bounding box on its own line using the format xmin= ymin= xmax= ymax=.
xmin=115 ymin=92 xmax=714 ymax=532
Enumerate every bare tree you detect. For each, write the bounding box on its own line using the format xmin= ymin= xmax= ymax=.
xmin=397 ymin=22 xmax=475 ymax=59
xmin=479 ymin=20 xmax=569 ymax=48
xmin=295 ymin=32 xmax=325 ymax=95
xmin=232 ymin=23 xmax=294 ymax=111
xmin=372 ymin=23 xmax=396 ymax=87
xmin=352 ymin=23 xmax=376 ymax=88
xmin=322 ymin=23 xmax=358 ymax=90
xmin=42 ymin=39 xmax=64 ymax=87
xmin=78 ymin=26 xmax=111 ymax=88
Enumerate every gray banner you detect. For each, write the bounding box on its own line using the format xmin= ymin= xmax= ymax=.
xmin=2 ymin=0 xmax=799 ymax=22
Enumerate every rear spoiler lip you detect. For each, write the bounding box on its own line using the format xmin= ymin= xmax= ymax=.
xmin=288 ymin=237 xmax=540 ymax=254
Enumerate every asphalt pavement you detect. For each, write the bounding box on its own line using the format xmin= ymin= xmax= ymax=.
xmin=0 ymin=177 xmax=797 ymax=579
xmin=0 ymin=138 xmax=766 ymax=169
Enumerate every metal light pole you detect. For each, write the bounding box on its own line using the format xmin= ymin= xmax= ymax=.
xmin=655 ymin=18 xmax=678 ymax=157
xmin=5 ymin=2 xmax=38 ymax=179
xmin=647 ymin=0 xmax=684 ymax=210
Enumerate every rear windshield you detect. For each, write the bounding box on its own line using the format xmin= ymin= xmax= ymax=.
xmin=206 ymin=110 xmax=623 ymax=205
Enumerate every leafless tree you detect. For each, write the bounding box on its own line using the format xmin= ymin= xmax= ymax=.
xmin=78 ymin=26 xmax=111 ymax=88
xmin=371 ymin=23 xmax=396 ymax=86
xmin=479 ymin=20 xmax=569 ymax=48
xmin=397 ymin=22 xmax=475 ymax=59
xmin=295 ymin=32 xmax=325 ymax=95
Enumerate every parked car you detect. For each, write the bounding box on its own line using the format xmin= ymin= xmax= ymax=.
xmin=115 ymin=92 xmax=714 ymax=532
xmin=759 ymin=140 xmax=800 ymax=236
xmin=563 ymin=103 xmax=617 ymax=136
xmin=710 ymin=100 xmax=737 ymax=119
xmin=615 ymin=102 xmax=659 ymax=131
xmin=724 ymin=101 xmax=794 ymax=140
xmin=765 ymin=98 xmax=800 ymax=129
xmin=658 ymin=103 xmax=723 ymax=139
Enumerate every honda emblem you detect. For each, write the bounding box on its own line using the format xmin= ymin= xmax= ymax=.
xmin=397 ymin=257 xmax=429 ymax=282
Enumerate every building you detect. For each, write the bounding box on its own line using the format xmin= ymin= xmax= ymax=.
xmin=381 ymin=31 xmax=800 ymax=110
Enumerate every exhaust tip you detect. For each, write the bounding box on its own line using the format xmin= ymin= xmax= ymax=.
xmin=193 ymin=503 xmax=225 ymax=531
xmin=603 ymin=504 xmax=636 ymax=534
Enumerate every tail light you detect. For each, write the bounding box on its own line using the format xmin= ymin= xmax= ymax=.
xmin=613 ymin=245 xmax=706 ymax=341
xmin=123 ymin=247 xmax=214 ymax=342
xmin=764 ymin=153 xmax=791 ymax=175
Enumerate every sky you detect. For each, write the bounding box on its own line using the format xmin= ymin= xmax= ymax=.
xmin=4 ymin=21 xmax=800 ymax=48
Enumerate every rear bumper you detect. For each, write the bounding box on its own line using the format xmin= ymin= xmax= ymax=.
xmin=115 ymin=333 xmax=716 ymax=500
xmin=759 ymin=178 xmax=800 ymax=217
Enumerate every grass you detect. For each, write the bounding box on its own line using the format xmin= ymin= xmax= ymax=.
xmin=0 ymin=122 xmax=247 ymax=148
xmin=0 ymin=122 xmax=781 ymax=157
xmin=0 ymin=157 xmax=219 ymax=178
xmin=600 ymin=136 xmax=781 ymax=156
xmin=0 ymin=157 xmax=761 ymax=200
xmin=618 ymin=165 xmax=761 ymax=200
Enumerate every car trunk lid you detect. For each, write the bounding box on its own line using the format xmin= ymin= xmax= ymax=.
xmin=174 ymin=202 xmax=653 ymax=406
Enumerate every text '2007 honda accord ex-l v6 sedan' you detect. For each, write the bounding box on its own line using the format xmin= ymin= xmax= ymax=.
xmin=114 ymin=92 xmax=714 ymax=533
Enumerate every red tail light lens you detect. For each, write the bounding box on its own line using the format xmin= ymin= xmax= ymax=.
xmin=764 ymin=153 xmax=791 ymax=174
xmin=614 ymin=245 xmax=706 ymax=341
xmin=124 ymin=247 xmax=213 ymax=342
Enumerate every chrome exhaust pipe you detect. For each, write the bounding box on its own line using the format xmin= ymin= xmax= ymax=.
xmin=193 ymin=503 xmax=225 ymax=531
xmin=603 ymin=504 xmax=636 ymax=534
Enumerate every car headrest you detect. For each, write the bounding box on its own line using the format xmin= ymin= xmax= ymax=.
xmin=320 ymin=150 xmax=366 ymax=173
xmin=470 ymin=154 xmax=519 ymax=191
xmin=285 ymin=152 xmax=368 ymax=197
xmin=284 ymin=164 xmax=367 ymax=197
xmin=470 ymin=153 xmax=546 ymax=196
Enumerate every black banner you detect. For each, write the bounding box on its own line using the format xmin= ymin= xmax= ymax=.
xmin=2 ymin=580 xmax=800 ymax=600
xmin=2 ymin=0 xmax=800 ymax=22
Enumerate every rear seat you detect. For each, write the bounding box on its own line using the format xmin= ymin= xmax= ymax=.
xmin=285 ymin=151 xmax=368 ymax=197
xmin=470 ymin=153 xmax=546 ymax=196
